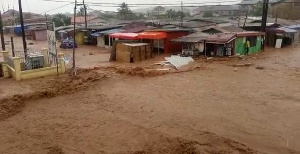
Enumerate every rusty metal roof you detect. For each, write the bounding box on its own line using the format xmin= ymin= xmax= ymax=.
xmin=205 ymin=33 xmax=236 ymax=44
xmin=236 ymin=31 xmax=265 ymax=37
xmin=172 ymin=33 xmax=210 ymax=43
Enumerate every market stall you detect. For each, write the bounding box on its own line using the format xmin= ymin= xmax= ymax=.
xmin=138 ymin=32 xmax=167 ymax=54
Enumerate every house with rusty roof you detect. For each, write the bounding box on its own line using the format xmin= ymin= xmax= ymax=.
xmin=201 ymin=23 xmax=243 ymax=34
xmin=193 ymin=5 xmax=240 ymax=16
xmin=153 ymin=6 xmax=166 ymax=15
xmin=205 ymin=33 xmax=236 ymax=56
xmin=71 ymin=16 xmax=98 ymax=25
xmin=239 ymin=0 xmax=281 ymax=14
xmin=270 ymin=0 xmax=300 ymax=20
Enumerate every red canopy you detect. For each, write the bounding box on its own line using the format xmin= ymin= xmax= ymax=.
xmin=138 ymin=32 xmax=167 ymax=39
xmin=109 ymin=33 xmax=139 ymax=40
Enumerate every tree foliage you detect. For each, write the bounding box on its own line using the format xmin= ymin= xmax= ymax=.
xmin=52 ymin=13 xmax=71 ymax=27
xmin=77 ymin=6 xmax=86 ymax=16
xmin=166 ymin=9 xmax=187 ymax=19
xmin=117 ymin=2 xmax=134 ymax=19
xmin=252 ymin=4 xmax=263 ymax=16
xmin=203 ymin=11 xmax=213 ymax=17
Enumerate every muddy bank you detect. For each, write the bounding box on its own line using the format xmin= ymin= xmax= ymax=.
xmin=92 ymin=65 xmax=207 ymax=77
xmin=128 ymin=135 xmax=257 ymax=154
xmin=0 ymin=70 xmax=106 ymax=121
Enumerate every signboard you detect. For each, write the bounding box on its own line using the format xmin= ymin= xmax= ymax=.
xmin=46 ymin=22 xmax=56 ymax=55
xmin=275 ymin=39 xmax=282 ymax=49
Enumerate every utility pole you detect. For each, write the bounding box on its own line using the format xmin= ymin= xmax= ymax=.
xmin=72 ymin=0 xmax=77 ymax=75
xmin=45 ymin=13 xmax=48 ymax=21
xmin=261 ymin=0 xmax=269 ymax=32
xmin=11 ymin=37 xmax=15 ymax=57
xmin=18 ymin=0 xmax=27 ymax=59
xmin=275 ymin=12 xmax=278 ymax=24
xmin=0 ymin=11 xmax=5 ymax=51
xmin=243 ymin=9 xmax=248 ymax=29
xmin=83 ymin=0 xmax=87 ymax=29
xmin=181 ymin=1 xmax=183 ymax=27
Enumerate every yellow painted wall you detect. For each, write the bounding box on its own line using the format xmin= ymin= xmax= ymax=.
xmin=20 ymin=66 xmax=63 ymax=80
xmin=75 ymin=31 xmax=85 ymax=45
xmin=3 ymin=64 xmax=16 ymax=79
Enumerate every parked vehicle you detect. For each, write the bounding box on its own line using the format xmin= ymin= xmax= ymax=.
xmin=60 ymin=39 xmax=78 ymax=49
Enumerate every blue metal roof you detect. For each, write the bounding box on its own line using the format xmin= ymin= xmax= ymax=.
xmin=91 ymin=29 xmax=124 ymax=37
xmin=285 ymin=25 xmax=300 ymax=30
xmin=277 ymin=27 xmax=297 ymax=33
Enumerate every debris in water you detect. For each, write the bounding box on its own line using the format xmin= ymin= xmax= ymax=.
xmin=256 ymin=66 xmax=264 ymax=70
xmin=165 ymin=55 xmax=194 ymax=69
xmin=229 ymin=63 xmax=253 ymax=67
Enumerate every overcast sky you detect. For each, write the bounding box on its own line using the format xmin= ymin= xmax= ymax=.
xmin=0 ymin=0 xmax=241 ymax=14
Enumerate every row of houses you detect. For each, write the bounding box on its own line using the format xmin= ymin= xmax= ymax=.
xmin=151 ymin=0 xmax=300 ymax=19
xmin=55 ymin=16 xmax=300 ymax=60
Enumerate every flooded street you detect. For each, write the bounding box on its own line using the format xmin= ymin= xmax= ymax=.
xmin=0 ymin=39 xmax=299 ymax=153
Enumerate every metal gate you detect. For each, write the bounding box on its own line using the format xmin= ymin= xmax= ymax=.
xmin=49 ymin=52 xmax=58 ymax=66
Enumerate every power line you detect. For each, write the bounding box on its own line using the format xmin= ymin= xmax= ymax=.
xmin=40 ymin=0 xmax=241 ymax=5
xmin=42 ymin=3 xmax=72 ymax=14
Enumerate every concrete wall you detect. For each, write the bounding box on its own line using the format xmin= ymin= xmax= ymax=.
xmin=20 ymin=66 xmax=64 ymax=80
xmin=1 ymin=51 xmax=66 ymax=81
xmin=97 ymin=36 xmax=105 ymax=47
xmin=35 ymin=30 xmax=47 ymax=41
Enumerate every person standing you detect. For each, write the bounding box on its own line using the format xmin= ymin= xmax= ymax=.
xmin=245 ymin=39 xmax=250 ymax=56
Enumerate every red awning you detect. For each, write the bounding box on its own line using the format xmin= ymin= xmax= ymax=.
xmin=109 ymin=33 xmax=139 ymax=40
xmin=138 ymin=32 xmax=167 ymax=39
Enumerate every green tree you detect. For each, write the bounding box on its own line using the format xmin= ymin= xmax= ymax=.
xmin=52 ymin=13 xmax=71 ymax=27
xmin=77 ymin=7 xmax=85 ymax=16
xmin=166 ymin=9 xmax=184 ymax=19
xmin=203 ymin=11 xmax=213 ymax=17
xmin=118 ymin=2 xmax=133 ymax=19
xmin=252 ymin=4 xmax=263 ymax=16
xmin=185 ymin=12 xmax=191 ymax=17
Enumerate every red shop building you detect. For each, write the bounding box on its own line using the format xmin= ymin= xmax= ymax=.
xmin=143 ymin=29 xmax=193 ymax=53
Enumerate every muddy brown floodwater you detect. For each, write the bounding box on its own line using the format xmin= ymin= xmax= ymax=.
xmin=0 ymin=40 xmax=300 ymax=154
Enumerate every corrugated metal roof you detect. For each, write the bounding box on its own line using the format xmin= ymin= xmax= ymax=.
xmin=205 ymin=33 xmax=236 ymax=44
xmin=122 ymin=26 xmax=149 ymax=33
xmin=285 ymin=25 xmax=300 ymax=30
xmin=147 ymin=28 xmax=193 ymax=32
xmin=91 ymin=29 xmax=124 ymax=37
xmin=275 ymin=27 xmax=297 ymax=33
xmin=202 ymin=25 xmax=243 ymax=33
xmin=236 ymin=31 xmax=265 ymax=37
xmin=172 ymin=33 xmax=210 ymax=43
xmin=239 ymin=0 xmax=280 ymax=5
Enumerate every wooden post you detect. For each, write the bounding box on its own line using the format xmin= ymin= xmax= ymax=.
xmin=109 ymin=36 xmax=111 ymax=47
xmin=11 ymin=37 xmax=15 ymax=57
xmin=157 ymin=39 xmax=159 ymax=55
xmin=0 ymin=11 xmax=5 ymax=51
